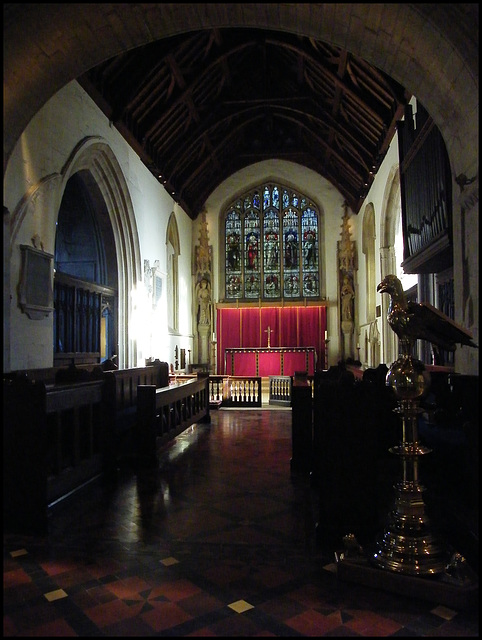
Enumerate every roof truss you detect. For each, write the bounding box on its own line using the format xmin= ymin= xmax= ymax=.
xmin=78 ymin=28 xmax=410 ymax=219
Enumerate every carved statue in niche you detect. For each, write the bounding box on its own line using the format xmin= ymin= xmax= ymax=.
xmin=341 ymin=273 xmax=355 ymax=321
xmin=195 ymin=211 xmax=212 ymax=328
xmin=196 ymin=277 xmax=211 ymax=326
xmin=194 ymin=210 xmax=213 ymax=365
xmin=338 ymin=202 xmax=357 ymax=327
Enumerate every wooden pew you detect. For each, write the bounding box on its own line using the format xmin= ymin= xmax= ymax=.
xmin=6 ymin=361 xmax=170 ymax=470
xmin=3 ymin=361 xmax=170 ymax=533
xmin=418 ymin=372 xmax=479 ymax=568
xmin=308 ymin=367 xmax=399 ymax=547
xmin=136 ymin=375 xmax=210 ymax=466
xmin=4 ymin=375 xmax=105 ymax=534
xmin=291 ymin=375 xmax=312 ymax=473
xmin=101 ymin=362 xmax=169 ymax=469
xmin=6 ymin=362 xmax=103 ymax=387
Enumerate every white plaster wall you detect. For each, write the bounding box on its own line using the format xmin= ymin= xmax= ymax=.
xmin=4 ymin=81 xmax=193 ymax=371
xmin=352 ymin=138 xmax=401 ymax=365
xmin=173 ymin=203 xmax=196 ymax=362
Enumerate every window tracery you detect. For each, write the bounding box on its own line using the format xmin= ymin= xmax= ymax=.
xmin=224 ymin=183 xmax=320 ymax=301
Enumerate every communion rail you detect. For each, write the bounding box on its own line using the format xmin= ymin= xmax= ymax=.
xmin=169 ymin=374 xmax=263 ymax=408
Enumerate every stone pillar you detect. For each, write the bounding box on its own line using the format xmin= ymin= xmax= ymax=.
xmin=198 ymin=324 xmax=211 ymax=364
xmin=338 ymin=204 xmax=357 ymax=359
xmin=341 ymin=319 xmax=354 ymax=360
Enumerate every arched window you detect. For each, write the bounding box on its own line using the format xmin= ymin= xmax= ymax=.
xmin=362 ymin=203 xmax=376 ymax=322
xmin=166 ymin=212 xmax=180 ymax=332
xmin=224 ymin=183 xmax=320 ymax=301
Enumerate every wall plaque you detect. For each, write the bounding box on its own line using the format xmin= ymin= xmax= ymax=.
xmin=19 ymin=244 xmax=54 ymax=319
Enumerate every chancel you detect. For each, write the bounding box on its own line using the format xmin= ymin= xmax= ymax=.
xmin=4 ymin=5 xmax=478 ymax=635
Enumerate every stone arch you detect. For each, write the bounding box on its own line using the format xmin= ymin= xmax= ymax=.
xmin=59 ymin=137 xmax=142 ymax=367
xmin=379 ymin=165 xmax=401 ymax=364
xmin=4 ymin=5 xmax=478 ymax=185
xmin=166 ymin=211 xmax=180 ymax=333
xmin=3 ymin=5 xmax=478 ymax=371
xmin=362 ymin=203 xmax=376 ymax=324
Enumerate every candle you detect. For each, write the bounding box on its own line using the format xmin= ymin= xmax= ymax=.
xmin=357 ymin=343 xmax=360 ymax=349
xmin=324 ymin=330 xmax=327 ymax=340
xmin=212 ymin=332 xmax=216 ymax=342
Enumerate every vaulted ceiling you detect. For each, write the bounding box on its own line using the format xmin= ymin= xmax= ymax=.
xmin=78 ymin=27 xmax=411 ymax=220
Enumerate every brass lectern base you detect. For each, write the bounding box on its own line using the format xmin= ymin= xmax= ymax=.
xmin=335 ymin=550 xmax=478 ymax=611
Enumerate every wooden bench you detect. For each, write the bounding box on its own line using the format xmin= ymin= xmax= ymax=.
xmin=306 ymin=367 xmax=399 ymax=546
xmin=5 ymin=360 xmax=169 ymax=466
xmin=101 ymin=362 xmax=169 ymax=469
xmin=4 ymin=374 xmax=105 ymax=534
xmin=3 ymin=361 xmax=169 ymax=532
xmin=136 ymin=375 xmax=210 ymax=466
xmin=6 ymin=362 xmax=104 ymax=387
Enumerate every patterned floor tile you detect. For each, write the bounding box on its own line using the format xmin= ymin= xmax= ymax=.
xmin=3 ymin=410 xmax=478 ymax=637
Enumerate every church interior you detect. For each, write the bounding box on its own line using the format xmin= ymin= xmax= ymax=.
xmin=3 ymin=4 xmax=479 ymax=636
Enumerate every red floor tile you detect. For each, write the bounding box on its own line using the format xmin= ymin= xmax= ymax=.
xmin=3 ymin=410 xmax=479 ymax=637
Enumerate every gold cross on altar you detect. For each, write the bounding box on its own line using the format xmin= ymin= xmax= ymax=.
xmin=264 ymin=325 xmax=274 ymax=349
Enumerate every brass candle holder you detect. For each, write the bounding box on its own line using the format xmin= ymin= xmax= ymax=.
xmin=371 ymin=353 xmax=450 ymax=575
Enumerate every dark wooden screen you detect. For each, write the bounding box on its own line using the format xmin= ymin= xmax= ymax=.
xmin=54 ymin=272 xmax=116 ymax=366
xmin=397 ymin=102 xmax=452 ymax=274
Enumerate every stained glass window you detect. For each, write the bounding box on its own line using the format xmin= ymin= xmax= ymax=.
xmin=225 ymin=209 xmax=242 ymax=298
xmin=224 ymin=183 xmax=320 ymax=301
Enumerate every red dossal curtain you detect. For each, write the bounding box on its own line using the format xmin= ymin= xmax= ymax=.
xmin=217 ymin=305 xmax=327 ymax=373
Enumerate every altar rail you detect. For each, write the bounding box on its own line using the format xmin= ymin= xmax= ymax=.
xmin=170 ymin=374 xmax=263 ymax=408
xmin=212 ymin=374 xmax=262 ymax=407
xmin=224 ymin=376 xmax=262 ymax=407
xmin=269 ymin=375 xmax=292 ymax=406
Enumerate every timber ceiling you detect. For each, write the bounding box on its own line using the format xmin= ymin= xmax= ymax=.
xmin=78 ymin=28 xmax=411 ymax=220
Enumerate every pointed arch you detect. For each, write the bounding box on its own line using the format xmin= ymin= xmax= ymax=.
xmin=166 ymin=212 xmax=180 ymax=333
xmin=362 ymin=203 xmax=376 ymax=324
xmin=222 ymin=181 xmax=322 ymax=301
xmin=59 ymin=137 xmax=142 ymax=367
xmin=379 ymin=166 xmax=401 ymax=364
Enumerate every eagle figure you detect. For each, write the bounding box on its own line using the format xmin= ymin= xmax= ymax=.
xmin=377 ymin=274 xmax=478 ymax=356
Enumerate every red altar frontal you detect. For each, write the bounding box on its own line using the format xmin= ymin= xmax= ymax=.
xmin=224 ymin=347 xmax=316 ymax=377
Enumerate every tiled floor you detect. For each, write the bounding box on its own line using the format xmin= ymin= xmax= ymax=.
xmin=4 ymin=407 xmax=479 ymax=636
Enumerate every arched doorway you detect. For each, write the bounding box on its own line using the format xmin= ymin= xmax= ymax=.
xmin=54 ymin=171 xmax=118 ymax=366
xmin=54 ymin=138 xmax=142 ymax=368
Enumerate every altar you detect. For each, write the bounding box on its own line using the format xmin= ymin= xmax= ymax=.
xmin=224 ymin=347 xmax=316 ymax=377
xmin=216 ymin=305 xmax=327 ymax=374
